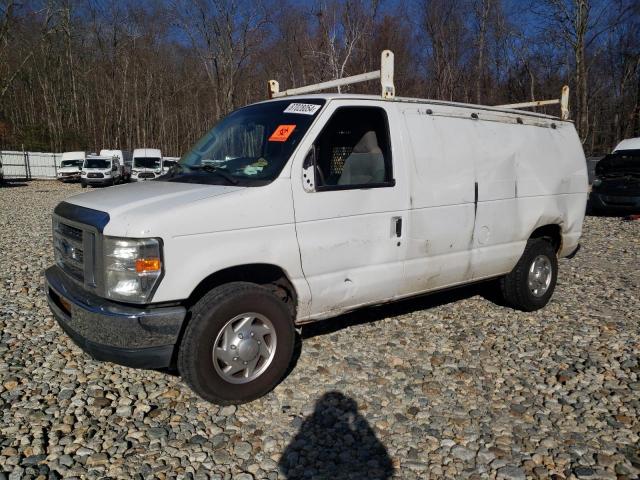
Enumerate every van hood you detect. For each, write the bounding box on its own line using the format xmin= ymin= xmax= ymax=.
xmin=65 ymin=181 xmax=243 ymax=234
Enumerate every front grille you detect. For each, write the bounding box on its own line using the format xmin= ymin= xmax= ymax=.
xmin=87 ymin=172 xmax=104 ymax=178
xmin=53 ymin=218 xmax=97 ymax=288
xmin=139 ymin=172 xmax=155 ymax=179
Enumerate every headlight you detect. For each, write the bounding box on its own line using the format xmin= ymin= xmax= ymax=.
xmin=103 ymin=237 xmax=163 ymax=303
xmin=104 ymin=171 xmax=111 ymax=176
xmin=592 ymin=177 xmax=602 ymax=187
xmin=81 ymin=171 xmax=87 ymax=176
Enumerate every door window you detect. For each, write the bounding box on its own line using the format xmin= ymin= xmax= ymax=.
xmin=313 ymin=107 xmax=394 ymax=190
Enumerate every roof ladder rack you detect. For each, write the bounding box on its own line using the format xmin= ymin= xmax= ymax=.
xmin=268 ymin=50 xmax=395 ymax=99
xmin=495 ymin=85 xmax=570 ymax=120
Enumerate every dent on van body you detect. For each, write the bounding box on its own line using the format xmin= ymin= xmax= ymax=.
xmin=400 ymin=102 xmax=587 ymax=296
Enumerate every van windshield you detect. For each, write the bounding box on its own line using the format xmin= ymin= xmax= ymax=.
xmin=165 ymin=99 xmax=325 ymax=185
xmin=61 ymin=160 xmax=83 ymax=168
xmin=134 ymin=157 xmax=161 ymax=169
xmin=84 ymin=159 xmax=110 ymax=169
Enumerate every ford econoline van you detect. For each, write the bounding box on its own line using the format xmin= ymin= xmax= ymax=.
xmin=45 ymin=53 xmax=587 ymax=405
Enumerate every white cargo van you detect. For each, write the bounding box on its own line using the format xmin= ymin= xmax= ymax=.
xmin=57 ymin=151 xmax=86 ymax=182
xmin=45 ymin=52 xmax=587 ymax=405
xmin=131 ymin=148 xmax=162 ymax=181
xmin=100 ymin=149 xmax=132 ymax=182
xmin=80 ymin=154 xmax=123 ymax=187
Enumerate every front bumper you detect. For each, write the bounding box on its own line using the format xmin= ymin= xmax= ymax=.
xmin=589 ymin=192 xmax=640 ymax=214
xmin=58 ymin=174 xmax=81 ymax=182
xmin=131 ymin=173 xmax=159 ymax=181
xmin=82 ymin=176 xmax=113 ymax=185
xmin=45 ymin=265 xmax=186 ymax=368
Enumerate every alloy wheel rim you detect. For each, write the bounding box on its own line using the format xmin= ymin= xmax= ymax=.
xmin=212 ymin=312 xmax=277 ymax=384
xmin=527 ymin=255 xmax=552 ymax=297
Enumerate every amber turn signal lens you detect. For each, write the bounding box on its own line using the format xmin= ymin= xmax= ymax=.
xmin=135 ymin=258 xmax=161 ymax=273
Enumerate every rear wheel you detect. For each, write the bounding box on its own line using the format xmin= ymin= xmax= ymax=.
xmin=500 ymin=238 xmax=558 ymax=311
xmin=178 ymin=282 xmax=295 ymax=405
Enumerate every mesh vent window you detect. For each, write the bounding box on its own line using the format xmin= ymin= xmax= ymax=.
xmin=312 ymin=106 xmax=393 ymax=188
xmin=330 ymin=146 xmax=353 ymax=176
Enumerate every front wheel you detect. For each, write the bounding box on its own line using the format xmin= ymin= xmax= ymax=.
xmin=80 ymin=181 xmax=87 ymax=188
xmin=500 ymin=238 xmax=558 ymax=311
xmin=178 ymin=282 xmax=295 ymax=405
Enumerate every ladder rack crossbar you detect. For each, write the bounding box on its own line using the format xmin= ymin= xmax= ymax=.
xmin=268 ymin=50 xmax=395 ymax=99
xmin=270 ymin=70 xmax=381 ymax=98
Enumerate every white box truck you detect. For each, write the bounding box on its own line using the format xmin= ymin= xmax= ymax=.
xmin=131 ymin=148 xmax=162 ymax=181
xmin=57 ymin=151 xmax=86 ymax=182
xmin=45 ymin=52 xmax=587 ymax=405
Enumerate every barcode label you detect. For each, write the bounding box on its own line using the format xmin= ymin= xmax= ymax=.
xmin=283 ymin=103 xmax=321 ymax=115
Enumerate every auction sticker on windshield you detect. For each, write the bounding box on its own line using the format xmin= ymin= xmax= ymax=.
xmin=283 ymin=103 xmax=321 ymax=115
xmin=269 ymin=125 xmax=296 ymax=142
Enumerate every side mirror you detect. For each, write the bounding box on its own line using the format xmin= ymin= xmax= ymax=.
xmin=302 ymin=146 xmax=316 ymax=193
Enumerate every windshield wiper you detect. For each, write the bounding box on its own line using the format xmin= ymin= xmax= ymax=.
xmin=197 ymin=165 xmax=239 ymax=185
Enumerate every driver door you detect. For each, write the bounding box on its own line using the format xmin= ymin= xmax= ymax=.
xmin=290 ymin=101 xmax=408 ymax=319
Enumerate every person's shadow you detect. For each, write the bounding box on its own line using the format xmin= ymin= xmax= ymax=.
xmin=278 ymin=391 xmax=394 ymax=479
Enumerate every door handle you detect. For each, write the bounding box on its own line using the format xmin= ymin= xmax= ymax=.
xmin=392 ymin=217 xmax=402 ymax=237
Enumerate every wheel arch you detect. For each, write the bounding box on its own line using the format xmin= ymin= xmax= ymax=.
xmin=529 ymin=224 xmax=562 ymax=254
xmin=185 ymin=263 xmax=298 ymax=317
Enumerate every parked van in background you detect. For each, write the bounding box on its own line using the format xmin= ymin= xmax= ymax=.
xmin=131 ymin=148 xmax=162 ymax=181
xmin=162 ymin=157 xmax=180 ymax=175
xmin=590 ymin=137 xmax=640 ymax=214
xmin=57 ymin=151 xmax=86 ymax=182
xmin=80 ymin=154 xmax=123 ymax=187
xmin=45 ymin=51 xmax=588 ymax=405
xmin=100 ymin=149 xmax=132 ymax=182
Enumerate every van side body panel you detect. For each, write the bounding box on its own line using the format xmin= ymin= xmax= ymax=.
xmin=400 ymin=103 xmax=587 ymax=297
xmin=400 ymin=106 xmax=477 ymax=293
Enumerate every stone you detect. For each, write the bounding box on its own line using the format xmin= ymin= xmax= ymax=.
xmin=497 ymin=466 xmax=526 ymax=480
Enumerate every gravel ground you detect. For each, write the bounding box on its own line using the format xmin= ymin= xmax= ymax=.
xmin=0 ymin=180 xmax=639 ymax=480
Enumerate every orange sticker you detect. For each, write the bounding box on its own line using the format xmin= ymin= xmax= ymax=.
xmin=269 ymin=124 xmax=296 ymax=142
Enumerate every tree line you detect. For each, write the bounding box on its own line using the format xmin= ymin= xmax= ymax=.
xmin=0 ymin=0 xmax=638 ymax=157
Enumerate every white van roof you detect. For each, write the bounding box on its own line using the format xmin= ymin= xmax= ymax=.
xmin=613 ymin=137 xmax=640 ymax=152
xmin=100 ymin=149 xmax=125 ymax=158
xmin=61 ymin=151 xmax=86 ymax=161
xmin=133 ymin=148 xmax=162 ymax=157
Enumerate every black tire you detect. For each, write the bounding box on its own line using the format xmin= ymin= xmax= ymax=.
xmin=178 ymin=282 xmax=295 ymax=405
xmin=81 ymin=182 xmax=87 ymax=188
xmin=500 ymin=238 xmax=558 ymax=312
